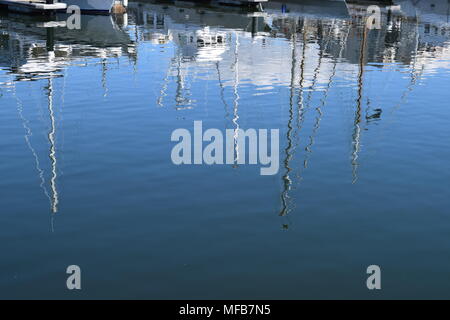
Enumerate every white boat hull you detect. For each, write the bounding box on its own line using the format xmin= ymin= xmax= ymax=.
xmin=63 ymin=0 xmax=115 ymax=13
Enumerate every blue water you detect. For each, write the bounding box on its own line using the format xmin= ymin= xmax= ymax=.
xmin=1 ymin=0 xmax=450 ymax=299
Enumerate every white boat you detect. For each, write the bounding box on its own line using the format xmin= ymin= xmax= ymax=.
xmin=63 ymin=0 xmax=116 ymax=14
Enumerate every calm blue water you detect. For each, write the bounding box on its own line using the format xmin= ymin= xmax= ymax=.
xmin=1 ymin=0 xmax=450 ymax=299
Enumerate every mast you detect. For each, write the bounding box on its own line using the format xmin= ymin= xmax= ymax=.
xmin=232 ymin=32 xmax=240 ymax=166
xmin=47 ymin=79 xmax=59 ymax=214
xmin=279 ymin=18 xmax=307 ymax=218
xmin=47 ymin=59 xmax=59 ymax=214
xmin=280 ymin=19 xmax=298 ymax=219
xmin=351 ymin=20 xmax=368 ymax=184
xmin=46 ymin=27 xmax=59 ymax=214
xmin=304 ymin=22 xmax=350 ymax=169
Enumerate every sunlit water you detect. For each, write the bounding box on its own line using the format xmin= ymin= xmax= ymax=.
xmin=1 ymin=0 xmax=450 ymax=299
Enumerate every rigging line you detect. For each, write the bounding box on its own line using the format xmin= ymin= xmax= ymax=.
xmin=388 ymin=9 xmax=423 ymax=116
xmin=291 ymin=20 xmax=309 ymax=149
xmin=14 ymin=87 xmax=52 ymax=207
xmin=303 ymin=22 xmax=351 ymax=169
xmin=304 ymin=19 xmax=333 ymax=107
xmin=215 ymin=61 xmax=230 ymax=125
xmin=301 ymin=38 xmax=325 ymax=166
xmin=280 ymin=25 xmax=298 ymax=218
xmin=373 ymin=13 xmax=424 ymax=145
xmin=304 ymin=40 xmax=324 ymax=110
xmin=300 ymin=19 xmax=337 ymax=131
xmin=279 ymin=18 xmax=310 ymax=217
xmin=296 ymin=20 xmax=308 ymax=123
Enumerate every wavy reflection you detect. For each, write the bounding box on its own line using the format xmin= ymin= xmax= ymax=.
xmin=351 ymin=24 xmax=368 ymax=184
xmin=280 ymin=22 xmax=298 ymax=219
xmin=46 ymin=76 xmax=59 ymax=214
xmin=1 ymin=0 xmax=450 ymax=227
xmin=280 ymin=20 xmax=307 ymax=219
xmin=303 ymin=22 xmax=350 ymax=169
xmin=232 ymin=33 xmax=241 ymax=167
xmin=15 ymin=89 xmax=52 ymax=208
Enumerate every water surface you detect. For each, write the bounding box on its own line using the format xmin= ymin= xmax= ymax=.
xmin=1 ymin=0 xmax=450 ymax=299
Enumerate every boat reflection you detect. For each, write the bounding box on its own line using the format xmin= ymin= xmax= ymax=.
xmin=0 ymin=12 xmax=134 ymax=220
xmin=0 ymin=12 xmax=134 ymax=82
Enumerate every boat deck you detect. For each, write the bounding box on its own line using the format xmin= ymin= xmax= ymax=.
xmin=0 ymin=0 xmax=67 ymax=14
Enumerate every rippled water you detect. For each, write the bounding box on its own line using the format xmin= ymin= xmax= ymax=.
xmin=1 ymin=0 xmax=450 ymax=299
